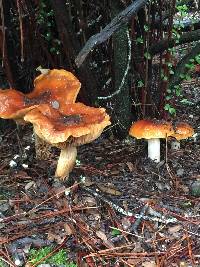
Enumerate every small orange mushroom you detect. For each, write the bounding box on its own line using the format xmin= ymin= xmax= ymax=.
xmin=170 ymin=122 xmax=194 ymax=150
xmin=24 ymin=103 xmax=111 ymax=180
xmin=129 ymin=119 xmax=174 ymax=162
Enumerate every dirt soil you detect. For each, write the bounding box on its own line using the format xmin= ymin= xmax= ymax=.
xmin=0 ymin=78 xmax=200 ymax=267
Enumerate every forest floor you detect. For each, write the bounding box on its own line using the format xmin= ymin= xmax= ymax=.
xmin=0 ymin=77 xmax=200 ymax=267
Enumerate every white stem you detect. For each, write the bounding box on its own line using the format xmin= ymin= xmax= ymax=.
xmin=55 ymin=146 xmax=77 ymax=180
xmin=148 ymin=138 xmax=160 ymax=162
xmin=171 ymin=140 xmax=180 ymax=150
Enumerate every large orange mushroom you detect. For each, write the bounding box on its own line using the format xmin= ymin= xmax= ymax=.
xmin=24 ymin=103 xmax=111 ymax=180
xmin=0 ymin=69 xmax=81 ymax=158
xmin=27 ymin=69 xmax=81 ymax=112
xmin=0 ymin=69 xmax=81 ymax=120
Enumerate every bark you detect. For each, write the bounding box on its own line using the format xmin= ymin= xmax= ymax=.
xmin=1 ymin=0 xmax=20 ymax=89
xmin=109 ymin=1 xmax=131 ymax=138
xmin=0 ymin=30 xmax=15 ymax=88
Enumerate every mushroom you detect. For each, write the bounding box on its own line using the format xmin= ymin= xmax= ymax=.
xmin=0 ymin=89 xmax=36 ymax=122
xmin=170 ymin=122 xmax=194 ymax=150
xmin=0 ymin=69 xmax=81 ymax=158
xmin=27 ymin=69 xmax=81 ymax=112
xmin=129 ymin=119 xmax=174 ymax=162
xmin=0 ymin=69 xmax=81 ymax=119
xmin=24 ymin=103 xmax=111 ymax=180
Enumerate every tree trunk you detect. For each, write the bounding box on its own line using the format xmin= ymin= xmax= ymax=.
xmin=109 ymin=1 xmax=131 ymax=138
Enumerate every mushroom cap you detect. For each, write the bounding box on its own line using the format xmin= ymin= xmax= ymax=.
xmin=0 ymin=89 xmax=36 ymax=119
xmin=129 ymin=119 xmax=174 ymax=139
xmin=24 ymin=103 xmax=111 ymax=147
xmin=171 ymin=122 xmax=194 ymax=140
xmin=0 ymin=69 xmax=81 ymax=120
xmin=27 ymin=69 xmax=81 ymax=112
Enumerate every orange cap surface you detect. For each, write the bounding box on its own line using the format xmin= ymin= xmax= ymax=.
xmin=0 ymin=89 xmax=37 ymax=119
xmin=24 ymin=103 xmax=111 ymax=145
xmin=28 ymin=69 xmax=81 ymax=113
xmin=129 ymin=119 xmax=174 ymax=139
xmin=0 ymin=69 xmax=81 ymax=120
xmin=171 ymin=122 xmax=194 ymax=140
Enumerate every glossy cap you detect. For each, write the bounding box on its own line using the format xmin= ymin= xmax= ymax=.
xmin=0 ymin=69 xmax=81 ymax=120
xmin=0 ymin=89 xmax=36 ymax=119
xmin=129 ymin=119 xmax=174 ymax=139
xmin=24 ymin=103 xmax=111 ymax=146
xmin=28 ymin=69 xmax=81 ymax=113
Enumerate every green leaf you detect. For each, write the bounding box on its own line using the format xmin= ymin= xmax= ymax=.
xmin=185 ymin=74 xmax=191 ymax=81
xmin=111 ymin=229 xmax=121 ymax=236
xmin=164 ymin=104 xmax=171 ymax=111
xmin=185 ymin=63 xmax=194 ymax=70
xmin=179 ymin=73 xmax=185 ymax=79
xmin=195 ymin=55 xmax=200 ymax=64
xmin=180 ymin=98 xmax=193 ymax=105
xmin=144 ymin=25 xmax=149 ymax=32
xmin=162 ymin=75 xmax=168 ymax=81
xmin=144 ymin=52 xmax=151 ymax=60
xmin=137 ymin=80 xmax=144 ymax=87
xmin=136 ymin=37 xmax=144 ymax=44
xmin=169 ymin=107 xmax=176 ymax=115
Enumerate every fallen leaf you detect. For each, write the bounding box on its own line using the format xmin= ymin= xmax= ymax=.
xmin=25 ymin=181 xmax=36 ymax=191
xmin=83 ymin=196 xmax=97 ymax=207
xmin=96 ymin=230 xmax=108 ymax=242
xmin=121 ymin=217 xmax=131 ymax=230
xmin=126 ymin=258 xmax=141 ymax=266
xmin=109 ymin=170 xmax=120 ymax=175
xmin=126 ymin=161 xmax=134 ymax=172
xmin=64 ymin=223 xmax=73 ymax=235
xmin=97 ymin=185 xmax=122 ymax=196
xmin=142 ymin=260 xmax=157 ymax=267
xmin=84 ymin=177 xmax=94 ymax=187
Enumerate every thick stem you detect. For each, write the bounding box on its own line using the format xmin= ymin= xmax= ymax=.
xmin=147 ymin=138 xmax=160 ymax=162
xmin=171 ymin=140 xmax=180 ymax=150
xmin=55 ymin=146 xmax=77 ymax=180
xmin=34 ymin=131 xmax=51 ymax=159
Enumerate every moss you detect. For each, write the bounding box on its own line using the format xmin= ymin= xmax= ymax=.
xmin=0 ymin=259 xmax=8 ymax=267
xmin=28 ymin=247 xmax=77 ymax=267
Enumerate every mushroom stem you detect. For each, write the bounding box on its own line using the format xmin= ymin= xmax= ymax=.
xmin=34 ymin=130 xmax=51 ymax=159
xmin=55 ymin=146 xmax=77 ymax=179
xmin=171 ymin=140 xmax=180 ymax=150
xmin=147 ymin=138 xmax=160 ymax=162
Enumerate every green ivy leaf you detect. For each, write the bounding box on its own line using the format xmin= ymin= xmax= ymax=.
xmin=136 ymin=37 xmax=144 ymax=44
xmin=111 ymin=229 xmax=121 ymax=236
xmin=144 ymin=52 xmax=151 ymax=60
xmin=137 ymin=80 xmax=144 ymax=87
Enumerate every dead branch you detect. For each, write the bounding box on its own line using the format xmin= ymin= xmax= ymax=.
xmin=169 ymin=42 xmax=200 ymax=88
xmin=150 ymin=29 xmax=200 ymax=56
xmin=75 ymin=0 xmax=149 ymax=67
